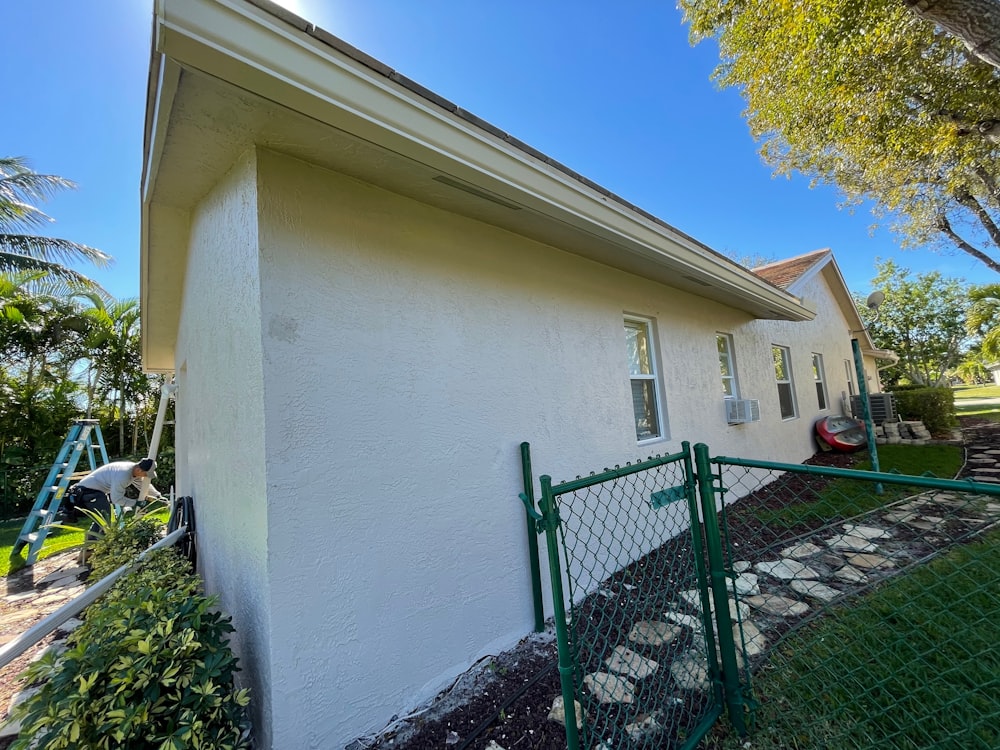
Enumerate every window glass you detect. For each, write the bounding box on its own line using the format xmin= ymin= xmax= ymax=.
xmin=773 ymin=345 xmax=798 ymax=420
xmin=813 ymin=353 xmax=828 ymax=410
xmin=717 ymin=334 xmax=738 ymax=398
xmin=625 ymin=318 xmax=663 ymax=441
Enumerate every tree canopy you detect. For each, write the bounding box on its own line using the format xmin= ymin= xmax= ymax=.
xmin=858 ymin=259 xmax=968 ymax=386
xmin=679 ymin=0 xmax=1000 ymax=272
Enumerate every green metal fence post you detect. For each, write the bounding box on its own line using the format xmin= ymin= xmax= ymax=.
xmin=539 ymin=474 xmax=581 ymax=750
xmin=682 ymin=441 xmax=724 ymax=706
xmin=694 ymin=443 xmax=748 ymax=737
xmin=852 ymin=337 xmax=883 ymax=494
xmin=520 ymin=442 xmax=545 ymax=633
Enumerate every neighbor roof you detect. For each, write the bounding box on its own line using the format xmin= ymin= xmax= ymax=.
xmin=753 ymin=249 xmax=832 ymax=290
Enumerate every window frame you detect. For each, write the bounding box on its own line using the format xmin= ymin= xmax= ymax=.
xmin=812 ymin=353 xmax=828 ymax=410
xmin=624 ymin=316 xmax=665 ymax=443
xmin=772 ymin=344 xmax=798 ymax=420
xmin=717 ymin=333 xmax=740 ymax=400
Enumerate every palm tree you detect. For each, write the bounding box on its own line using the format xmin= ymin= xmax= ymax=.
xmin=0 ymin=157 xmax=111 ymax=288
xmin=83 ymin=297 xmax=144 ymax=449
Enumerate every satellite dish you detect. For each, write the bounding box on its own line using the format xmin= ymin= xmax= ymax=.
xmin=866 ymin=291 xmax=885 ymax=310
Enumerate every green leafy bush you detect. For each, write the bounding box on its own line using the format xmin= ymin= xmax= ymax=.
xmin=10 ymin=547 xmax=252 ymax=750
xmin=85 ymin=503 xmax=168 ymax=581
xmin=890 ymin=386 xmax=957 ymax=436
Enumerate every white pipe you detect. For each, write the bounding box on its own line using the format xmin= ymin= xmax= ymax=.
xmin=139 ymin=379 xmax=177 ymax=502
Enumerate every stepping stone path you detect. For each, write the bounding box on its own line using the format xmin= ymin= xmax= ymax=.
xmin=543 ymin=430 xmax=1000 ymax=743
xmin=0 ymin=551 xmax=90 ymax=739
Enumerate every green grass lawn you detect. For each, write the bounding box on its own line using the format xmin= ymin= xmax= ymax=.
xmin=953 ymin=384 xmax=1000 ymax=417
xmin=1 ymin=507 xmax=171 ymax=577
xmin=1 ymin=516 xmax=89 ymax=577
xmin=712 ymin=529 xmax=1000 ymax=749
xmin=753 ymin=443 xmax=964 ymax=529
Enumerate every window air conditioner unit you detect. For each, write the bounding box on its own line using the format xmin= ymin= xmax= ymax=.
xmin=726 ymin=398 xmax=761 ymax=424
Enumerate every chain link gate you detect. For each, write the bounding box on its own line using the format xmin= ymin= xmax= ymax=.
xmin=527 ymin=442 xmax=750 ymax=750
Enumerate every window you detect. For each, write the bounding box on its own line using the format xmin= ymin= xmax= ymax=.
xmin=772 ymin=345 xmax=798 ymax=419
xmin=812 ymin=353 xmax=828 ymax=410
xmin=717 ymin=333 xmax=739 ymax=398
xmin=625 ymin=317 xmax=663 ymax=441
xmin=844 ymin=359 xmax=856 ymax=396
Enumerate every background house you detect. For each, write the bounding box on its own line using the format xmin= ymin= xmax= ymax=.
xmin=141 ymin=1 xmax=887 ymax=746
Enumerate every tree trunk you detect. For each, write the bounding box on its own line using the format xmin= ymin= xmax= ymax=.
xmin=904 ymin=0 xmax=1000 ymax=70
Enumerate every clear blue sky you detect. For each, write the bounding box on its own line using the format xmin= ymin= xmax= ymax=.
xmin=1 ymin=0 xmax=988 ymax=301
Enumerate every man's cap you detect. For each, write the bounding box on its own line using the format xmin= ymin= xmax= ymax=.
xmin=137 ymin=458 xmax=155 ymax=472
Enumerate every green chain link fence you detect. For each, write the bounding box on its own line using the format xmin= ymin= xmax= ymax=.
xmin=707 ymin=444 xmax=1000 ymax=750
xmin=537 ymin=443 xmax=744 ymax=750
xmin=532 ymin=437 xmax=1000 ymax=749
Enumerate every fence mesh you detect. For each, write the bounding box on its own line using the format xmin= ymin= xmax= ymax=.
xmin=710 ymin=446 xmax=1000 ymax=750
xmin=545 ymin=449 xmax=725 ymax=750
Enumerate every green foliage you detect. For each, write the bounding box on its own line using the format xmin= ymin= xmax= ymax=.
xmin=0 ymin=157 xmax=110 ymax=286
xmin=891 ymin=386 xmax=958 ymax=435
xmin=679 ymin=0 xmax=1000 ymax=273
xmin=858 ymin=259 xmax=968 ymax=387
xmin=10 ymin=548 xmax=252 ymax=750
xmin=85 ymin=503 xmax=168 ymax=581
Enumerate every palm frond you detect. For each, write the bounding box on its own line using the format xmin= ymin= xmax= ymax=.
xmin=0 ymin=234 xmax=111 ymax=267
xmin=0 ymin=252 xmax=109 ymax=294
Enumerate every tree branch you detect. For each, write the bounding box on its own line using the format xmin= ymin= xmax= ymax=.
xmin=954 ymin=189 xmax=1000 ymax=247
xmin=934 ymin=213 xmax=1000 ymax=271
xmin=903 ymin=0 xmax=1000 ymax=71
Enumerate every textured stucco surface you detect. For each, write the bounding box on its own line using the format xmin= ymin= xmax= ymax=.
xmin=171 ymin=146 xmax=880 ymax=749
xmin=173 ymin=150 xmax=275 ymax=747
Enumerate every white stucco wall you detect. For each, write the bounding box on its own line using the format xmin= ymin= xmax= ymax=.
xmin=172 ymin=146 xmax=877 ymax=748
xmin=173 ymin=150 xmax=276 ymax=744
xmin=248 ymin=150 xmax=860 ymax=747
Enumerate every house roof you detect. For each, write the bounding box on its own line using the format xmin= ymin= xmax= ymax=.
xmin=141 ymin=0 xmax=819 ymax=371
xmin=754 ymin=249 xmax=896 ymax=363
xmin=753 ymin=249 xmax=832 ymax=291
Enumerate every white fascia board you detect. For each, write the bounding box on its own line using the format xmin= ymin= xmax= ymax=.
xmin=151 ymin=0 xmax=812 ymax=321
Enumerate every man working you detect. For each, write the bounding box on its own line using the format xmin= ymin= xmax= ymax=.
xmin=64 ymin=457 xmax=164 ymax=521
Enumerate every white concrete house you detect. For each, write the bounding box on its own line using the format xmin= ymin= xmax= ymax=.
xmin=140 ymin=1 xmax=889 ymax=746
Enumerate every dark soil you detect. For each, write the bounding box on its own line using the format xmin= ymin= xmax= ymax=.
xmin=362 ymin=418 xmax=996 ymax=750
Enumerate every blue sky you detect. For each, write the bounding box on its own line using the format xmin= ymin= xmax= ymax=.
xmin=2 ymin=0 xmax=987 ymax=301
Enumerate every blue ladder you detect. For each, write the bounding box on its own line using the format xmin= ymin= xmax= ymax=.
xmin=13 ymin=420 xmax=109 ymax=565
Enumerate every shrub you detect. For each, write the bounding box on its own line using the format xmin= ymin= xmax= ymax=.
xmin=10 ymin=548 xmax=252 ymax=750
xmin=85 ymin=503 xmax=168 ymax=581
xmin=891 ymin=386 xmax=958 ymax=436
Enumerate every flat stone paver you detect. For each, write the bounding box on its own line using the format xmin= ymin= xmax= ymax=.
xmin=789 ymin=579 xmax=842 ymax=602
xmin=743 ymin=593 xmax=810 ymax=618
xmin=755 ymin=559 xmax=823 ymax=580
xmin=780 ymin=542 xmax=823 ymax=559
xmin=846 ymin=552 xmax=895 ymax=570
xmin=605 ymin=646 xmax=658 ymax=680
xmin=584 ymin=672 xmax=635 ymax=704
xmin=628 ymin=620 xmax=682 ymax=647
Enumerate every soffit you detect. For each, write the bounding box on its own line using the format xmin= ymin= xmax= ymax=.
xmin=143 ymin=0 xmax=816 ymax=369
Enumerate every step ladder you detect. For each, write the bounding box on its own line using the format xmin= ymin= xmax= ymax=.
xmin=14 ymin=419 xmax=109 ymax=565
